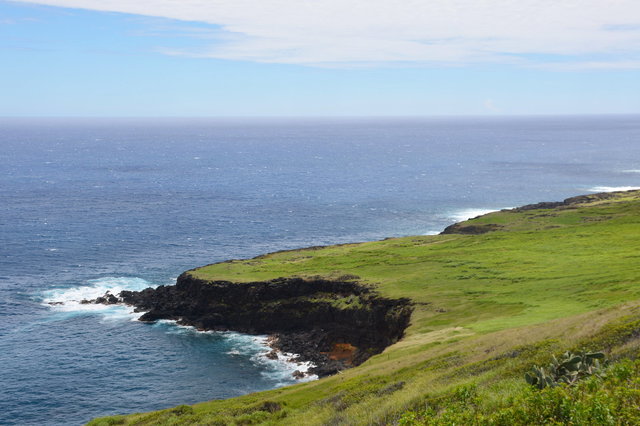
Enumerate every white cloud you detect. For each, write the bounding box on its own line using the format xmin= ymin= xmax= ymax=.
xmin=483 ymin=98 xmax=500 ymax=112
xmin=14 ymin=0 xmax=640 ymax=67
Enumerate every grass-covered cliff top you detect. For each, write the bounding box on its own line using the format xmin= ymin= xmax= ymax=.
xmin=90 ymin=190 xmax=640 ymax=425
xmin=190 ymin=190 xmax=640 ymax=337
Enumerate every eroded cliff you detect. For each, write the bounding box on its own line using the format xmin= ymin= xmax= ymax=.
xmin=116 ymin=274 xmax=413 ymax=376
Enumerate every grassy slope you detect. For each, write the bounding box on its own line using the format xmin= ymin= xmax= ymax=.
xmin=89 ymin=190 xmax=640 ymax=425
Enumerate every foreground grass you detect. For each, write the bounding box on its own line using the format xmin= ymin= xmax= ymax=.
xmin=398 ymin=357 xmax=640 ymax=425
xmin=89 ymin=190 xmax=640 ymax=425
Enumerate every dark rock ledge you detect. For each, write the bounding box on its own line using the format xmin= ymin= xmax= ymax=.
xmin=85 ymin=273 xmax=413 ymax=378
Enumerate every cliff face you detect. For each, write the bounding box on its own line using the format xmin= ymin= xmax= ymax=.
xmin=119 ymin=274 xmax=413 ymax=376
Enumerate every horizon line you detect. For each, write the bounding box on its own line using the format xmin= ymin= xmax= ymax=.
xmin=1 ymin=113 xmax=639 ymax=120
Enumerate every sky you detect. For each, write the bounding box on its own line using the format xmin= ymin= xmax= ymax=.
xmin=1 ymin=0 xmax=640 ymax=116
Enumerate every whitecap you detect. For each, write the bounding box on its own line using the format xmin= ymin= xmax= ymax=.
xmin=151 ymin=319 xmax=219 ymax=335
xmin=40 ymin=276 xmax=155 ymax=320
xmin=156 ymin=327 xmax=318 ymax=383
xmin=449 ymin=208 xmax=506 ymax=222
xmin=252 ymin=349 xmax=318 ymax=386
xmin=621 ymin=170 xmax=640 ymax=173
xmin=40 ymin=279 xmax=318 ymax=383
xmin=222 ymin=332 xmax=318 ymax=384
xmin=253 ymin=350 xmax=317 ymax=385
xmin=588 ymin=186 xmax=640 ymax=193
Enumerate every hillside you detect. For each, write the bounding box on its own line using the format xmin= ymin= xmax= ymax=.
xmin=89 ymin=190 xmax=640 ymax=425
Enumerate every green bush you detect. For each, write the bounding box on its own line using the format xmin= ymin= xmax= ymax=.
xmin=524 ymin=351 xmax=607 ymax=389
xmin=398 ymin=359 xmax=640 ymax=425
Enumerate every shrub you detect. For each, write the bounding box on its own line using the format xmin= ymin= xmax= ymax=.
xmin=524 ymin=351 xmax=606 ymax=389
xmin=398 ymin=359 xmax=640 ymax=425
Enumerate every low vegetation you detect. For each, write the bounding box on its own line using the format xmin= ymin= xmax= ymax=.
xmin=88 ymin=190 xmax=640 ymax=425
xmin=398 ymin=358 xmax=640 ymax=425
xmin=524 ymin=350 xmax=606 ymax=389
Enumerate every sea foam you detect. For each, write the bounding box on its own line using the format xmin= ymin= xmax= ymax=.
xmin=449 ymin=208 xmax=507 ymax=222
xmin=43 ymin=281 xmax=318 ymax=383
xmin=152 ymin=320 xmax=317 ymax=383
xmin=41 ymin=276 xmax=155 ymax=320
xmin=588 ymin=186 xmax=640 ymax=193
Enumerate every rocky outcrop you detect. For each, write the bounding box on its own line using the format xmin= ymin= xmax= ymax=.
xmin=111 ymin=274 xmax=412 ymax=377
xmin=441 ymin=223 xmax=503 ymax=235
xmin=512 ymin=191 xmax=625 ymax=212
xmin=442 ymin=190 xmax=635 ymax=235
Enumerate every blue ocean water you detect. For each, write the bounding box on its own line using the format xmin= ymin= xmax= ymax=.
xmin=1 ymin=116 xmax=639 ymax=425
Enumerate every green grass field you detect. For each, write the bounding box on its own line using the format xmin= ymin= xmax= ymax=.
xmin=89 ymin=190 xmax=640 ymax=425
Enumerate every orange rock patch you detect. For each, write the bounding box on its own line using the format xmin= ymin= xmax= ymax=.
xmin=323 ymin=343 xmax=357 ymax=364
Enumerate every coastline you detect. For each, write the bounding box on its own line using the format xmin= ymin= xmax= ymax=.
xmin=152 ymin=320 xmax=320 ymax=382
xmin=105 ymin=275 xmax=413 ymax=378
xmin=81 ymin=189 xmax=640 ymax=380
xmin=85 ymin=189 xmax=640 ymax=425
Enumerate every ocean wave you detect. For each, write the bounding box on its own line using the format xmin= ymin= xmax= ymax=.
xmin=588 ymin=186 xmax=640 ymax=193
xmin=622 ymin=170 xmax=640 ymax=173
xmin=151 ymin=321 xmax=317 ymax=383
xmin=41 ymin=278 xmax=316 ymax=382
xmin=222 ymin=332 xmax=317 ymax=383
xmin=40 ymin=276 xmax=155 ymax=320
xmin=449 ymin=208 xmax=505 ymax=222
xmin=250 ymin=348 xmax=317 ymax=385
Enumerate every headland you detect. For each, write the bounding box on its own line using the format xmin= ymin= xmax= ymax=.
xmin=88 ymin=189 xmax=640 ymax=425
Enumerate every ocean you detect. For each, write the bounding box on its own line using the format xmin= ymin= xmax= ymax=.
xmin=1 ymin=116 xmax=639 ymax=425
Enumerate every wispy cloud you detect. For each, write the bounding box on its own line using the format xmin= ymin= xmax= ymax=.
xmin=13 ymin=0 xmax=640 ymax=68
xmin=536 ymin=60 xmax=640 ymax=71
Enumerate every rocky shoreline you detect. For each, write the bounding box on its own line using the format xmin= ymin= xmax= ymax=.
xmin=80 ymin=190 xmax=634 ymax=379
xmin=84 ymin=274 xmax=413 ymax=378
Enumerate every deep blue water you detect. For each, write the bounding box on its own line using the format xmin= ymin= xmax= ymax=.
xmin=1 ymin=116 xmax=639 ymax=425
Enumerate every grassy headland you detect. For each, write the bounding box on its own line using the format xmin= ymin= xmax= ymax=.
xmin=89 ymin=190 xmax=640 ymax=425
